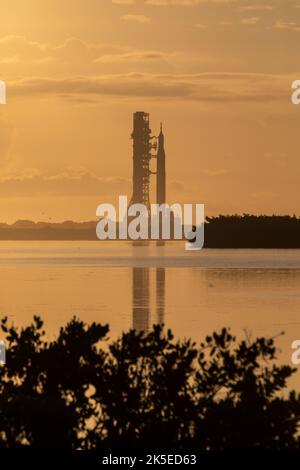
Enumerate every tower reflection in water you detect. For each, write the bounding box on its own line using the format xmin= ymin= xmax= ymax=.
xmin=132 ymin=267 xmax=166 ymax=332
xmin=156 ymin=268 xmax=165 ymax=326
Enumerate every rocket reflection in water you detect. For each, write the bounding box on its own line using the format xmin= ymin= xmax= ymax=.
xmin=132 ymin=267 xmax=166 ymax=333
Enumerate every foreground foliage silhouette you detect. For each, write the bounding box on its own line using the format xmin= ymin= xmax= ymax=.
xmin=0 ymin=316 xmax=299 ymax=450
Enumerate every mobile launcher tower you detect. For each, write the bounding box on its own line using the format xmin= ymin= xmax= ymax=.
xmin=130 ymin=111 xmax=166 ymax=210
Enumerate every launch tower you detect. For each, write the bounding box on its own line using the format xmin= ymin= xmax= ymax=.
xmin=130 ymin=112 xmax=166 ymax=209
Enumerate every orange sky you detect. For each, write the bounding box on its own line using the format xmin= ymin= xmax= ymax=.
xmin=0 ymin=0 xmax=299 ymax=222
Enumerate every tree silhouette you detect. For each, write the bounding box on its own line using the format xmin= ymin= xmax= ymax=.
xmin=0 ymin=317 xmax=299 ymax=450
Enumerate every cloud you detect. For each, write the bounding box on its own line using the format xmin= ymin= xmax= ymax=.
xmin=112 ymin=0 xmax=134 ymax=3
xmin=251 ymin=190 xmax=278 ymax=201
xmin=0 ymin=35 xmax=175 ymax=69
xmin=0 ymin=35 xmax=120 ymax=65
xmin=145 ymin=0 xmax=237 ymax=4
xmin=240 ymin=17 xmax=260 ymax=25
xmin=120 ymin=14 xmax=151 ymax=23
xmin=0 ymin=35 xmax=52 ymax=64
xmin=273 ymin=20 xmax=300 ymax=32
xmin=0 ymin=169 xmax=186 ymax=200
xmin=202 ymin=168 xmax=228 ymax=176
xmin=8 ymin=72 xmax=292 ymax=103
xmin=0 ymin=117 xmax=15 ymax=166
xmin=0 ymin=170 xmax=131 ymax=197
xmin=238 ymin=4 xmax=273 ymax=11
xmin=113 ymin=0 xmax=237 ymax=4
xmin=95 ymin=50 xmax=172 ymax=63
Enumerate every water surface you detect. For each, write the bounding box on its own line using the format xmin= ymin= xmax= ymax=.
xmin=1 ymin=241 xmax=300 ymax=387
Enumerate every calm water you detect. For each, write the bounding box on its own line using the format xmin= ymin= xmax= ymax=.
xmin=1 ymin=241 xmax=300 ymax=387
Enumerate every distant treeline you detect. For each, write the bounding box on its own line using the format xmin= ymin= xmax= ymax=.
xmin=204 ymin=215 xmax=300 ymax=248
xmin=0 ymin=215 xmax=299 ymax=248
xmin=0 ymin=220 xmax=96 ymax=241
